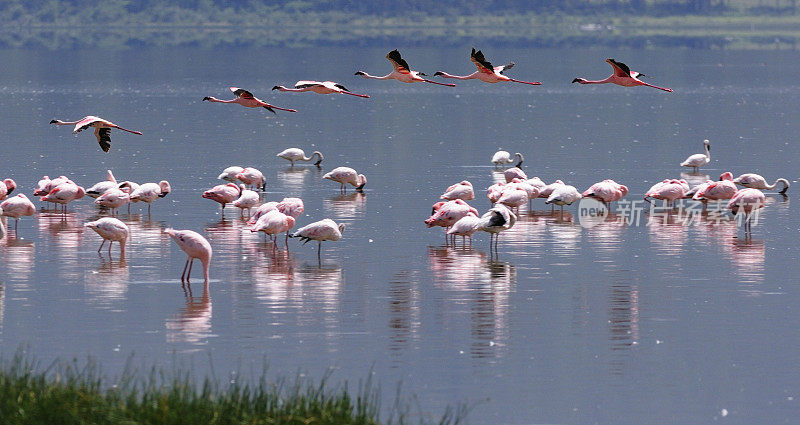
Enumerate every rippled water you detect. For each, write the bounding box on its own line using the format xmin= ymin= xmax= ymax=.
xmin=1 ymin=46 xmax=799 ymax=424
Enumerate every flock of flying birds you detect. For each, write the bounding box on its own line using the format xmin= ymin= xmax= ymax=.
xmin=0 ymin=48 xmax=788 ymax=281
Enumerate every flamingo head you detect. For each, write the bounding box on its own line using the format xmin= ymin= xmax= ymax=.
xmin=158 ymin=181 xmax=172 ymax=197
xmin=719 ymin=172 xmax=733 ymax=181
xmin=354 ymin=71 xmax=366 ymax=76
xmin=3 ymin=179 xmax=16 ymax=195
xmin=433 ymin=71 xmax=445 ymax=77
xmin=202 ymin=96 xmax=211 ymax=101
xmin=356 ymin=174 xmax=367 ymax=191
xmin=572 ymin=78 xmax=586 ymax=84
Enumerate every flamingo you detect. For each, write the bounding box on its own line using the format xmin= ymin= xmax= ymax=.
xmin=323 ymin=167 xmax=367 ymax=192
xmin=1 ymin=194 xmax=36 ymax=232
xmin=425 ymin=199 xmax=479 ymax=242
xmin=276 ymin=197 xmax=305 ymax=219
xmin=247 ymin=201 xmax=279 ymax=226
xmin=504 ymin=167 xmax=528 ymax=183
xmin=434 ymin=48 xmax=542 ymax=85
xmin=42 ymin=180 xmax=85 ymax=212
xmin=582 ymin=179 xmax=628 ymax=206
xmin=572 ymin=59 xmax=673 ymax=92
xmin=250 ymin=209 xmax=296 ymax=247
xmin=164 ymin=228 xmax=213 ymax=282
xmin=441 ymin=180 xmax=475 ymax=201
xmin=202 ymin=183 xmax=241 ymax=213
xmin=477 ymin=204 xmax=517 ymax=252
xmin=233 ymin=187 xmax=260 ymax=217
xmin=507 ymin=179 xmax=540 ymax=203
xmin=497 ymin=186 xmax=529 ymax=212
xmin=0 ymin=178 xmax=17 ymax=200
xmin=545 ymin=185 xmax=583 ymax=214
xmin=693 ymin=172 xmax=737 ymax=202
xmin=733 ymin=173 xmax=790 ymax=194
xmin=355 ymin=49 xmax=456 ymax=87
xmin=680 ymin=139 xmax=711 ymax=172
xmin=272 ymin=81 xmax=369 ymax=98
xmin=202 ymin=87 xmax=297 ymax=114
xmin=217 ymin=166 xmax=244 ymax=182
xmin=86 ymin=170 xmax=118 ymax=198
xmin=727 ymin=188 xmax=766 ymax=234
xmin=537 ymin=180 xmax=566 ymax=207
xmin=33 ymin=175 xmax=67 ymax=197
xmin=447 ymin=212 xmax=481 ymax=247
xmin=276 ymin=148 xmax=324 ymax=166
xmin=644 ymin=179 xmax=686 ymax=206
xmin=486 ymin=182 xmax=507 ymax=205
xmin=236 ymin=167 xmax=266 ymax=191
xmin=95 ymin=188 xmax=131 ymax=214
xmin=85 ymin=217 xmax=129 ymax=258
xmin=289 ymin=218 xmax=346 ymax=260
xmin=129 ymin=181 xmax=171 ymax=214
xmin=50 ymin=116 xmax=143 ymax=152
xmin=492 ymin=150 xmax=524 ymax=168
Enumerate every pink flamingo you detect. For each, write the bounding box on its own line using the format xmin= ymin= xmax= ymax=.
xmin=546 ymin=185 xmax=582 ymax=215
xmin=50 ymin=116 xmax=143 ymax=152
xmin=582 ymin=179 xmax=628 ymax=206
xmin=250 ymin=209 xmax=296 ymax=247
xmin=497 ymin=186 xmax=528 ymax=212
xmin=86 ymin=170 xmax=119 ymax=198
xmin=233 ymin=187 xmax=260 ymax=217
xmin=42 ymin=180 xmax=85 ymax=212
xmin=289 ymin=218 xmax=346 ymax=260
xmin=33 ymin=175 xmax=67 ymax=197
xmin=447 ymin=212 xmax=481 ymax=247
xmin=0 ymin=178 xmax=17 ymax=200
xmin=727 ymin=188 xmax=766 ymax=234
xmin=1 ymin=194 xmax=36 ymax=232
xmin=130 ymin=181 xmax=171 ymax=214
xmin=441 ymin=180 xmax=475 ymax=201
xmin=572 ymin=59 xmax=673 ymax=92
xmin=95 ymin=188 xmax=130 ymax=215
xmin=276 ymin=148 xmax=324 ymax=167
xmin=276 ymin=197 xmax=305 ymax=219
xmin=434 ymin=48 xmax=542 ymax=85
xmin=693 ymin=172 xmax=737 ymax=203
xmin=273 ymin=81 xmax=369 ymax=98
xmin=217 ymin=166 xmax=244 ymax=182
xmin=644 ymin=179 xmax=686 ymax=206
xmin=503 ymin=167 xmax=528 ymax=183
xmin=202 ymin=183 xmax=241 ymax=214
xmin=507 ymin=179 xmax=540 ymax=203
xmin=355 ymin=50 xmax=456 ymax=87
xmin=164 ymin=228 xmax=213 ymax=282
xmin=85 ymin=217 xmax=129 ymax=258
xmin=323 ymin=167 xmax=367 ymax=192
xmin=477 ymin=204 xmax=517 ymax=253
xmin=247 ymin=201 xmax=279 ymax=226
xmin=202 ymin=87 xmax=297 ymax=113
xmin=236 ymin=167 xmax=266 ymax=191
xmin=733 ymin=173 xmax=790 ymax=194
xmin=424 ymin=199 xmax=479 ymax=242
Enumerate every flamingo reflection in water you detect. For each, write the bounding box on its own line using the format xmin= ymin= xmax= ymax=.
xmin=84 ymin=256 xmax=129 ymax=309
xmin=166 ymin=281 xmax=213 ymax=345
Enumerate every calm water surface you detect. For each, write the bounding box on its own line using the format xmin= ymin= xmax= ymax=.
xmin=1 ymin=46 xmax=799 ymax=424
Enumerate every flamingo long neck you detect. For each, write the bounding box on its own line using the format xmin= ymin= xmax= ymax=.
xmin=110 ymin=124 xmax=143 ymax=135
xmin=53 ymin=119 xmax=81 ymax=126
xmin=201 ymin=258 xmax=210 ymax=282
xmin=359 ymin=72 xmax=393 ymax=80
xmin=206 ymin=97 xmax=238 ymax=103
xmin=580 ymin=76 xmax=616 ymax=85
xmin=704 ymin=143 xmax=711 ymax=160
xmin=769 ymin=178 xmax=790 ymax=193
xmin=437 ymin=71 xmax=478 ymax=80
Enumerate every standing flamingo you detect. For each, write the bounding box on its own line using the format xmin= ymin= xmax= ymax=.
xmin=546 ymin=185 xmax=583 ymax=216
xmin=272 ymin=81 xmax=369 ymax=98
xmin=497 ymin=186 xmax=529 ymax=212
xmin=202 ymin=183 xmax=241 ymax=214
xmin=491 ymin=150 xmax=524 ymax=168
xmin=202 ymin=87 xmax=297 ymax=113
xmin=250 ymin=209 xmax=296 ymax=247
xmin=164 ymin=228 xmax=213 ymax=282
xmin=236 ymin=167 xmax=266 ymax=191
xmin=290 ymin=218 xmax=346 ymax=261
xmin=85 ymin=217 xmax=129 ymax=258
xmin=276 ymin=148 xmax=324 ymax=166
xmin=727 ymin=188 xmax=766 ymax=235
xmin=434 ymin=48 xmax=542 ymax=85
xmin=355 ymin=50 xmax=456 ymax=87
xmin=217 ymin=166 xmax=244 ymax=182
xmin=0 ymin=178 xmax=17 ymax=200
xmin=42 ymin=180 xmax=85 ymax=212
xmin=129 ymin=181 xmax=171 ymax=214
xmin=644 ymin=179 xmax=687 ymax=206
xmin=692 ymin=172 xmax=737 ymax=203
xmin=95 ymin=188 xmax=131 ymax=215
xmin=50 ymin=116 xmax=143 ymax=152
xmin=441 ymin=180 xmax=475 ymax=201
xmin=86 ymin=170 xmax=119 ymax=198
xmin=233 ymin=187 xmax=260 ymax=217
xmin=477 ymin=204 xmax=517 ymax=253
xmin=1 ymin=194 xmax=36 ymax=232
xmin=323 ymin=167 xmax=367 ymax=192
xmin=247 ymin=201 xmax=280 ymax=225
xmin=276 ymin=197 xmax=305 ymax=219
xmin=680 ymin=139 xmax=711 ymax=172
xmin=582 ymin=179 xmax=628 ymax=206
xmin=733 ymin=173 xmax=790 ymax=194
xmin=447 ymin=212 xmax=481 ymax=247
xmin=503 ymin=167 xmax=528 ymax=182
xmin=572 ymin=59 xmax=673 ymax=92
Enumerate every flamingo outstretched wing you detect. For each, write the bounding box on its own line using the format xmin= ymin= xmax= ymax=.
xmin=495 ymin=62 xmax=514 ymax=74
xmin=470 ymin=48 xmax=495 ymax=74
xmin=73 ymin=116 xmax=102 ymax=134
xmin=231 ymin=87 xmax=255 ymax=99
xmin=386 ymin=50 xmax=411 ymax=73
xmin=94 ymin=127 xmax=112 ymax=153
xmin=607 ymin=59 xmax=634 ymax=78
xmin=294 ymin=81 xmax=321 ymax=89
xmin=333 ymin=83 xmax=349 ymax=91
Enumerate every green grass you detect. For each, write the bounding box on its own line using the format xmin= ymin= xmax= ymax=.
xmin=0 ymin=351 xmax=467 ymax=425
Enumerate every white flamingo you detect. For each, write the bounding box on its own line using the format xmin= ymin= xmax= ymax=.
xmin=680 ymin=139 xmax=711 ymax=172
xmin=276 ymin=148 xmax=324 ymax=166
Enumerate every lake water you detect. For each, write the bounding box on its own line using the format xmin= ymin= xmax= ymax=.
xmin=1 ymin=45 xmax=799 ymax=424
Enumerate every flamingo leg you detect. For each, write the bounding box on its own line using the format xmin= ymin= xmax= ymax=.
xmin=508 ymin=78 xmax=542 ymax=86
xmin=98 ymin=240 xmax=106 ymax=252
xmin=186 ymin=258 xmax=194 ymax=281
xmin=108 ymin=240 xmax=113 ymax=254
xmin=422 ymin=79 xmax=456 ymax=87
xmin=317 ymin=241 xmax=322 ymax=262
xmin=181 ymin=257 xmax=190 ymax=281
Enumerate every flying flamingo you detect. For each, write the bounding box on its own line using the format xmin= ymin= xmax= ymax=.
xmin=680 ymin=139 xmax=711 ymax=172
xmin=85 ymin=217 xmax=129 ymax=258
xmin=447 ymin=212 xmax=481 ymax=247
xmin=202 ymin=87 xmax=297 ymax=113
xmin=727 ymin=188 xmax=766 ymax=235
xmin=202 ymin=183 xmax=241 ymax=214
xmin=130 ymin=181 xmax=171 ymax=214
xmin=164 ymin=228 xmax=213 ymax=282
xmin=250 ymin=209 xmax=296 ymax=247
xmin=236 ymin=167 xmax=266 ymax=191
xmin=95 ymin=188 xmax=131 ymax=215
xmin=217 ymin=166 xmax=244 ymax=182
xmin=0 ymin=178 xmax=17 ymax=200
xmin=441 ymin=180 xmax=475 ymax=201
xmin=1 ymin=194 xmax=36 ymax=232
xmin=290 ymin=218 xmax=346 ymax=261
xmin=324 ymin=167 xmax=367 ymax=192
xmin=492 ymin=150 xmax=524 ymax=168
xmin=272 ymin=81 xmax=369 ymax=98
xmin=477 ymin=204 xmax=517 ymax=253
xmin=50 ymin=116 xmax=143 ymax=152
xmin=434 ymin=48 xmax=542 ymax=85
xmin=276 ymin=148 xmax=324 ymax=166
xmin=355 ymin=49 xmax=456 ymax=87
xmin=86 ymin=170 xmax=118 ymax=198
xmin=572 ymin=59 xmax=673 ymax=92
xmin=733 ymin=173 xmax=790 ymax=194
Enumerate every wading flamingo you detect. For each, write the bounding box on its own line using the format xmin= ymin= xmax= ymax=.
xmin=86 ymin=170 xmax=118 ymax=198
xmin=582 ymin=179 xmax=628 ymax=206
xmin=492 ymin=150 xmax=524 ymax=168
xmin=217 ymin=166 xmax=244 ymax=182
xmin=50 ymin=116 xmax=143 ymax=152
xmin=504 ymin=167 xmax=528 ymax=182
xmin=250 ymin=209 xmax=296 ymax=247
xmin=434 ymin=48 xmax=542 ymax=85
xmin=692 ymin=172 xmax=737 ymax=203
xmin=572 ymin=59 xmax=673 ymax=92
xmin=323 ymin=167 xmax=366 ymax=192
xmin=236 ymin=167 xmax=266 ymax=191
xmin=130 ymin=181 xmax=171 ymax=214
xmin=95 ymin=188 xmax=131 ymax=215
xmin=644 ymin=179 xmax=687 ymax=206
xmin=85 ymin=217 xmax=129 ymax=258
xmin=441 ymin=180 xmax=475 ymax=201
xmin=203 ymin=183 xmax=241 ymax=214
xmin=727 ymin=188 xmax=766 ymax=235
xmin=447 ymin=212 xmax=481 ymax=247
xmin=272 ymin=81 xmax=369 ymax=98
xmin=164 ymin=228 xmax=213 ymax=282
xmin=733 ymin=173 xmax=790 ymax=194
xmin=276 ymin=148 xmax=324 ymax=166
xmin=42 ymin=180 xmax=85 ymax=212
xmin=355 ymin=50 xmax=456 ymax=87
xmin=477 ymin=204 xmax=516 ymax=253
xmin=546 ymin=185 xmax=582 ymax=215
xmin=680 ymin=139 xmax=711 ymax=172
xmin=202 ymin=87 xmax=297 ymax=113
xmin=1 ymin=194 xmax=36 ymax=232
xmin=233 ymin=187 xmax=260 ymax=217
xmin=290 ymin=218 xmax=346 ymax=261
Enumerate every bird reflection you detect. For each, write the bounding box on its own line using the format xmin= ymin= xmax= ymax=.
xmin=0 ymin=237 xmax=35 ymax=282
xmin=646 ymin=212 xmax=687 ymax=257
xmin=584 ymin=214 xmax=626 ymax=256
xmin=276 ymin=166 xmax=323 ymax=196
xmin=37 ymin=211 xmax=84 ymax=279
xmin=608 ymin=275 xmax=640 ymax=375
xmin=680 ymin=172 xmax=710 ymax=188
xmin=724 ymin=238 xmax=766 ymax=287
xmin=166 ymin=281 xmax=213 ymax=345
xmin=323 ymin=192 xmax=366 ymax=219
xmin=388 ymin=270 xmax=421 ymax=358
xmin=84 ymin=256 xmax=129 ymax=308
